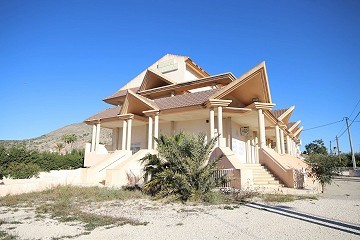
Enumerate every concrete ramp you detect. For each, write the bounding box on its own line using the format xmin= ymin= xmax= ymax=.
xmin=105 ymin=149 xmax=157 ymax=187
xmin=80 ymin=150 xmax=132 ymax=185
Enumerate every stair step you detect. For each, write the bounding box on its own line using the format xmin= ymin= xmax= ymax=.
xmin=253 ymin=181 xmax=280 ymax=185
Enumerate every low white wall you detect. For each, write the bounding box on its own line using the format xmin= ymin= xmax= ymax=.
xmin=0 ymin=169 xmax=82 ymax=197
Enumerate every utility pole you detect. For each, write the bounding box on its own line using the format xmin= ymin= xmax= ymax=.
xmin=330 ymin=141 xmax=332 ymax=154
xmin=345 ymin=117 xmax=357 ymax=169
xmin=336 ymin=136 xmax=341 ymax=162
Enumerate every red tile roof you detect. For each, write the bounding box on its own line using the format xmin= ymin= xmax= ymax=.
xmin=85 ymin=106 xmax=121 ymax=122
xmin=153 ymin=89 xmax=219 ymax=110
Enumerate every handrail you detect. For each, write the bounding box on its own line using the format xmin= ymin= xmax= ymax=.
xmin=260 ymin=148 xmax=296 ymax=188
xmin=98 ymin=153 xmax=129 ymax=173
xmin=261 ymin=148 xmax=289 ymax=172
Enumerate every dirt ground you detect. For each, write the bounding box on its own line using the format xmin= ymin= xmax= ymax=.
xmin=0 ymin=175 xmax=359 ymax=240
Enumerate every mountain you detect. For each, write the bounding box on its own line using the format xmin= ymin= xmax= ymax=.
xmin=0 ymin=123 xmax=112 ymax=152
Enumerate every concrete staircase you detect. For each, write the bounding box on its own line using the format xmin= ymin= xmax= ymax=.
xmin=242 ymin=164 xmax=283 ymax=187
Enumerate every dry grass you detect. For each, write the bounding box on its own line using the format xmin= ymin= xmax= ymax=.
xmin=0 ymin=185 xmax=149 ymax=230
xmin=259 ymin=194 xmax=318 ymax=203
xmin=0 ymin=185 xmax=146 ymax=207
xmin=0 ymin=230 xmax=18 ymax=240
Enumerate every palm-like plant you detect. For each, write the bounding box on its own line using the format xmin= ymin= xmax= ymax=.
xmin=140 ymin=132 xmax=225 ymax=202
xmin=55 ymin=142 xmax=65 ymax=153
xmin=62 ymin=134 xmax=77 ymax=150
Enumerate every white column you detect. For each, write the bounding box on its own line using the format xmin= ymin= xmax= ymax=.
xmin=280 ymin=129 xmax=285 ymax=154
xmin=126 ymin=118 xmax=132 ymax=151
xmin=95 ymin=123 xmax=101 ymax=152
xmin=251 ymin=138 xmax=255 ymax=164
xmin=254 ymin=131 xmax=259 ymax=163
xmin=275 ymin=125 xmax=280 ymax=153
xmin=217 ymin=106 xmax=223 ymax=146
xmin=154 ymin=113 xmax=159 ymax=149
xmin=209 ymin=107 xmax=215 ymax=140
xmin=91 ymin=124 xmax=96 ymax=152
xmin=227 ymin=117 xmax=232 ymax=148
xmin=292 ymin=140 xmax=296 ymax=156
xmin=112 ymin=128 xmax=118 ymax=151
xmin=257 ymin=109 xmax=266 ymax=148
xmin=148 ymin=116 xmax=153 ymax=150
xmin=116 ymin=128 xmax=121 ymax=150
xmin=246 ymin=138 xmax=251 ymax=163
xmin=122 ymin=120 xmax=127 ymax=150
xmin=286 ymin=135 xmax=291 ymax=154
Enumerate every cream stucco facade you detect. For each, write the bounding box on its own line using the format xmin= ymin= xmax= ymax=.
xmin=82 ymin=54 xmax=314 ymax=191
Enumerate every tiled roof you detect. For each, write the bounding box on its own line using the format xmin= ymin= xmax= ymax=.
xmin=104 ymin=87 xmax=140 ymax=100
xmin=271 ymin=108 xmax=288 ymax=119
xmin=154 ymin=89 xmax=219 ymax=110
xmin=85 ymin=106 xmax=121 ymax=122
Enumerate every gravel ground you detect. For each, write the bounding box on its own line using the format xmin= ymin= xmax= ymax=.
xmin=0 ymin=175 xmax=359 ymax=240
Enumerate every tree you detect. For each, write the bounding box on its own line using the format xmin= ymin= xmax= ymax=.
xmin=62 ymin=134 xmax=77 ymax=150
xmin=305 ymin=139 xmax=327 ymax=155
xmin=305 ymin=153 xmax=342 ymax=193
xmin=140 ymin=132 xmax=226 ymax=202
xmin=55 ymin=143 xmax=65 ymax=154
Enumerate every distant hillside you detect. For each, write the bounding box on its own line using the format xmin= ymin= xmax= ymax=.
xmin=0 ymin=123 xmax=112 ymax=152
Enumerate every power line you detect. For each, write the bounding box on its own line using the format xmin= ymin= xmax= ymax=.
xmin=303 ymin=119 xmax=344 ymax=131
xmin=336 ymin=98 xmax=360 ymax=136
xmin=336 ymin=121 xmax=346 ymax=136
xmin=349 ymin=98 xmax=360 ymax=119
xmin=338 ymin=111 xmax=360 ymax=139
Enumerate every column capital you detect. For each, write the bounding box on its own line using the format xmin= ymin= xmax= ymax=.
xmin=247 ymin=102 xmax=275 ymax=110
xmin=205 ymin=99 xmax=232 ymax=107
xmin=143 ymin=110 xmax=160 ymax=117
xmin=118 ymin=113 xmax=134 ymax=120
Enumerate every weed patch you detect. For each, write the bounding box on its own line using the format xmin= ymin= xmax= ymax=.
xmin=0 ymin=185 xmax=148 ymax=231
xmin=259 ymin=194 xmax=318 ymax=203
xmin=0 ymin=230 xmax=18 ymax=240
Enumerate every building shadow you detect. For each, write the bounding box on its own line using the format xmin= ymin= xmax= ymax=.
xmin=246 ymin=202 xmax=360 ymax=236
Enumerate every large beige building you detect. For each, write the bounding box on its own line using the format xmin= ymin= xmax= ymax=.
xmin=82 ymin=54 xmax=310 ymax=190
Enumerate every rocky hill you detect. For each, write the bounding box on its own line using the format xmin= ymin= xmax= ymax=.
xmin=0 ymin=123 xmax=112 ymax=152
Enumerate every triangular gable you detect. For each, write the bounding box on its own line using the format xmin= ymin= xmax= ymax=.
xmin=288 ymin=120 xmax=301 ymax=132
xmin=139 ymin=69 xmax=176 ymax=92
xmin=294 ymin=126 xmax=303 ymax=138
xmin=120 ymin=54 xmax=190 ymax=90
xmin=209 ymin=62 xmax=272 ymax=106
xmin=278 ymin=106 xmax=295 ymax=124
xmin=120 ymin=90 xmax=158 ymax=116
xmin=185 ymin=57 xmax=210 ymax=78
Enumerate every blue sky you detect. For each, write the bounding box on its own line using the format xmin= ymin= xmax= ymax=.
xmin=0 ymin=0 xmax=359 ymax=153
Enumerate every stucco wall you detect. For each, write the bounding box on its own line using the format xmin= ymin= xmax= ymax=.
xmin=231 ymin=122 xmax=247 ymax=163
xmin=130 ymin=125 xmax=147 ymax=150
xmin=174 ymin=119 xmax=210 ymax=139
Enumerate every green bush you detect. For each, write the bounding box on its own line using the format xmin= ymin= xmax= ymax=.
xmin=0 ymin=145 xmax=84 ymax=179
xmin=340 ymin=152 xmax=360 ymax=167
xmin=6 ymin=162 xmax=42 ymax=179
xmin=305 ymin=153 xmax=343 ymax=193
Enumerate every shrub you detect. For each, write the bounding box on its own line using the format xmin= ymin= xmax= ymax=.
xmin=0 ymin=145 xmax=84 ymax=179
xmin=140 ymin=132 xmax=226 ymax=202
xmin=6 ymin=162 xmax=42 ymax=179
xmin=305 ymin=153 xmax=343 ymax=193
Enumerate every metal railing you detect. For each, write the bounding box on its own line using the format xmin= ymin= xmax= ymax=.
xmin=213 ymin=168 xmax=234 ymax=188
